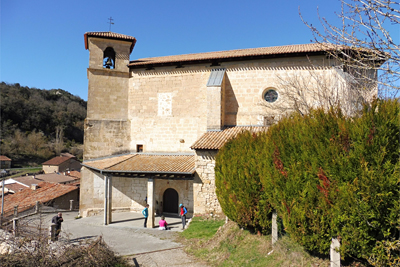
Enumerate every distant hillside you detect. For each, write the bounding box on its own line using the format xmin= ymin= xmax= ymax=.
xmin=0 ymin=82 xmax=87 ymax=166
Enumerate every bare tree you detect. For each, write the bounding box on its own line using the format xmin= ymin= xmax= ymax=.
xmin=54 ymin=126 xmax=64 ymax=155
xmin=261 ymin=62 xmax=377 ymax=118
xmin=300 ymin=0 xmax=399 ymax=98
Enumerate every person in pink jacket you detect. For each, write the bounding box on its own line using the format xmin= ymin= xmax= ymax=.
xmin=158 ymin=216 xmax=168 ymax=230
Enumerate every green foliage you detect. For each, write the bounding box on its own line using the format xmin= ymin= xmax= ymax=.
xmin=215 ymin=130 xmax=273 ymax=234
xmin=259 ymin=99 xmax=400 ymax=259
xmin=215 ymin=99 xmax=399 ymax=262
xmin=0 ymin=82 xmax=86 ymax=142
xmin=259 ymin=108 xmax=349 ymax=254
xmin=0 ymin=82 xmax=86 ymax=164
xmin=369 ymin=240 xmax=400 ymax=266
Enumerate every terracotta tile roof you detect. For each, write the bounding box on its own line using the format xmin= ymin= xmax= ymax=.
xmin=42 ymin=156 xmax=79 ymax=166
xmin=84 ymin=31 xmax=137 ymax=54
xmin=83 ymin=154 xmax=195 ymax=175
xmin=0 ymin=155 xmax=11 ymax=161
xmin=129 ymin=43 xmax=337 ymax=68
xmin=1 ymin=182 xmax=78 ymax=215
xmin=191 ymin=126 xmax=269 ymax=150
xmin=65 ymin=170 xmax=81 ymax=179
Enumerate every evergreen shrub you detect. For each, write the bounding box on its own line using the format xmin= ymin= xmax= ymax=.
xmin=259 ymin=99 xmax=399 ymax=259
xmin=214 ymin=99 xmax=399 ymax=262
xmin=215 ymin=130 xmax=272 ymax=234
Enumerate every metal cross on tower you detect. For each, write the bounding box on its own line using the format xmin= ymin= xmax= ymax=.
xmin=108 ymin=17 xmax=114 ymax=32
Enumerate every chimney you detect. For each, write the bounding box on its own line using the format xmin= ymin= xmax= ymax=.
xmin=31 ymin=184 xmax=38 ymax=190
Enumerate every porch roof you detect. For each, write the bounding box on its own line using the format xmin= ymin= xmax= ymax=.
xmin=191 ymin=126 xmax=269 ymax=150
xmin=82 ymin=153 xmax=196 ymax=176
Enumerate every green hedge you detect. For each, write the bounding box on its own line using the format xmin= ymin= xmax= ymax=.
xmin=215 ymin=99 xmax=399 ymax=261
xmin=215 ymin=130 xmax=272 ymax=234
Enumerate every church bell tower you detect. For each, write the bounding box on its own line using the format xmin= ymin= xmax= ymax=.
xmin=83 ymin=32 xmax=136 ymax=159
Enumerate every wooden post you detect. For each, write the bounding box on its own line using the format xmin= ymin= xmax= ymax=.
xmin=50 ymin=224 xmax=57 ymax=241
xmin=13 ymin=219 xmax=18 ymax=237
xmin=272 ymin=211 xmax=278 ymax=245
xmin=35 ymin=201 xmax=40 ymax=213
xmin=14 ymin=205 xmax=18 ymax=217
xmin=330 ymin=237 xmax=341 ymax=267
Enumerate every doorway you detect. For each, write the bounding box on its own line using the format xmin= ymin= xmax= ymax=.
xmin=163 ymin=188 xmax=178 ymax=214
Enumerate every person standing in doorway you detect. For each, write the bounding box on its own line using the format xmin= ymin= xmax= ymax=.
xmin=142 ymin=204 xmax=149 ymax=228
xmin=51 ymin=212 xmax=63 ymax=240
xmin=179 ymin=204 xmax=187 ymax=230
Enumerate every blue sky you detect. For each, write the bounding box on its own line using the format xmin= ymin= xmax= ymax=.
xmin=1 ymin=0 xmax=395 ymax=101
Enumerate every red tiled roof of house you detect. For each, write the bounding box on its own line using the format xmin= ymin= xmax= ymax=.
xmin=84 ymin=31 xmax=137 ymax=54
xmin=0 ymin=155 xmax=11 ymax=161
xmin=191 ymin=126 xmax=268 ymax=150
xmin=129 ymin=43 xmax=339 ymax=68
xmin=66 ymin=170 xmax=81 ymax=179
xmin=2 ymin=182 xmax=78 ymax=215
xmin=83 ymin=153 xmax=195 ymax=175
xmin=42 ymin=156 xmax=78 ymax=166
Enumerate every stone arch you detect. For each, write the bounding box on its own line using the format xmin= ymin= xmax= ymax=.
xmin=103 ymin=47 xmax=115 ymax=69
xmin=162 ymin=188 xmax=179 ymax=214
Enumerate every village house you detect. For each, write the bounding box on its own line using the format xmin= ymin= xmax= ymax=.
xmin=1 ymin=182 xmax=79 ymax=219
xmin=80 ymin=31 xmax=376 ymax=227
xmin=42 ymin=154 xmax=81 ymax=174
xmin=0 ymin=155 xmax=11 ymax=169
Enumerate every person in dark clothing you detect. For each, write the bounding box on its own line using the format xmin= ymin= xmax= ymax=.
xmin=51 ymin=212 xmax=63 ymax=240
xmin=142 ymin=204 xmax=149 ymax=228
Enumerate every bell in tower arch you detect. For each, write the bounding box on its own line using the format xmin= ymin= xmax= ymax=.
xmin=103 ymin=47 xmax=116 ymax=69
xmin=104 ymin=57 xmax=113 ymax=69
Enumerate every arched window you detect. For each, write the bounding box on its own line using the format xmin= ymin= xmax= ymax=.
xmin=103 ymin=47 xmax=115 ymax=69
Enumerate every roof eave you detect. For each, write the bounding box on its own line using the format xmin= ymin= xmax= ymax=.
xmin=82 ymin=164 xmax=195 ymax=176
xmin=128 ymin=51 xmax=328 ymax=69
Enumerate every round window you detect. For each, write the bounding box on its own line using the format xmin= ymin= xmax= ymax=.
xmin=264 ymin=89 xmax=278 ymax=103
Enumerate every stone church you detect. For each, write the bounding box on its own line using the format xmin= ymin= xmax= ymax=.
xmin=80 ymin=31 xmax=367 ymax=227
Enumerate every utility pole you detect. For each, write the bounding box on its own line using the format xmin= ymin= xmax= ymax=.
xmin=1 ymin=178 xmax=4 ymax=217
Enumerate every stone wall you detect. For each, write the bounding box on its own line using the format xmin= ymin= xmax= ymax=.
xmin=79 ymin=166 xmax=194 ymax=217
xmin=84 ymin=119 xmax=130 ymax=160
xmin=84 ymin=37 xmax=132 ymax=160
xmin=193 ymin=150 xmax=222 ymax=215
xmin=154 ymin=179 xmax=194 ymax=215
xmin=82 ymin=39 xmax=352 ymax=218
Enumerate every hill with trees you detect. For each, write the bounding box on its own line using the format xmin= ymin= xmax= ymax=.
xmin=0 ymin=82 xmax=87 ymax=166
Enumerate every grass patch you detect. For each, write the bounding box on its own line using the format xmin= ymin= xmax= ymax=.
xmin=179 ymin=217 xmax=334 ymax=267
xmin=180 ymin=216 xmax=225 ymax=240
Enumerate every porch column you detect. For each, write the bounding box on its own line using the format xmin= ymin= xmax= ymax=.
xmin=147 ymin=178 xmax=155 ymax=228
xmin=104 ymin=174 xmax=113 ymax=225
